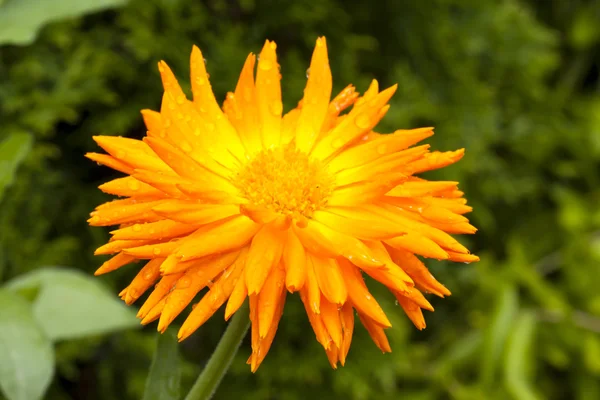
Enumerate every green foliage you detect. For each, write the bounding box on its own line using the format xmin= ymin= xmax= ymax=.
xmin=0 ymin=289 xmax=53 ymax=400
xmin=0 ymin=268 xmax=140 ymax=400
xmin=143 ymin=330 xmax=181 ymax=400
xmin=0 ymin=0 xmax=126 ymax=45
xmin=0 ymin=0 xmax=599 ymax=399
xmin=0 ymin=132 xmax=32 ymax=202
xmin=6 ymin=267 xmax=139 ymax=340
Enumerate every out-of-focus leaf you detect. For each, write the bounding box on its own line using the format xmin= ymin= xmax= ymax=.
xmin=0 ymin=132 xmax=32 ymax=202
xmin=569 ymin=4 xmax=600 ymax=50
xmin=0 ymin=289 xmax=54 ymax=400
xmin=6 ymin=267 xmax=139 ymax=340
xmin=0 ymin=0 xmax=127 ymax=45
xmin=142 ymin=330 xmax=181 ymax=400
xmin=504 ymin=311 xmax=540 ymax=400
xmin=480 ymin=284 xmax=518 ymax=386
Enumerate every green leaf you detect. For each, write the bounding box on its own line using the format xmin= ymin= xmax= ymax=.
xmin=0 ymin=132 xmax=33 ymax=203
xmin=0 ymin=289 xmax=54 ymax=400
xmin=6 ymin=267 xmax=139 ymax=341
xmin=480 ymin=284 xmax=518 ymax=387
xmin=143 ymin=330 xmax=181 ymax=400
xmin=0 ymin=0 xmax=127 ymax=45
xmin=504 ymin=311 xmax=540 ymax=400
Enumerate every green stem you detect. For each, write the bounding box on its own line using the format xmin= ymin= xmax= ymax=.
xmin=184 ymin=301 xmax=250 ymax=400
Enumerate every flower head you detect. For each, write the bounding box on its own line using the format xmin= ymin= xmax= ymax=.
xmin=88 ymin=37 xmax=478 ymax=371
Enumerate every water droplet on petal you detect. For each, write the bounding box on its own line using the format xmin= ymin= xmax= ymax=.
xmin=178 ymin=276 xmax=191 ymax=289
xmin=181 ymin=141 xmax=192 ymax=153
xmin=205 ymin=122 xmax=215 ymax=131
xmin=153 ymin=247 xmax=162 ymax=255
xmin=270 ymin=101 xmax=283 ymax=116
xmin=259 ymin=59 xmax=273 ymax=71
xmin=128 ymin=180 xmax=140 ymax=191
xmin=376 ymin=143 xmax=388 ymax=155
xmin=196 ymin=77 xmax=206 ymax=86
xmin=306 ymin=68 xmax=311 ymax=78
xmin=176 ymin=95 xmax=185 ymax=104
xmin=144 ymin=271 xmax=154 ymax=280
xmin=355 ymin=113 xmax=371 ymax=129
xmin=332 ymin=138 xmax=345 ymax=149
xmin=132 ymin=224 xmax=142 ymax=232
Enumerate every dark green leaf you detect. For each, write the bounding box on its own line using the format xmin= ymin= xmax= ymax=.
xmin=0 ymin=289 xmax=54 ymax=400
xmin=0 ymin=132 xmax=32 ymax=202
xmin=6 ymin=267 xmax=139 ymax=341
xmin=143 ymin=330 xmax=181 ymax=400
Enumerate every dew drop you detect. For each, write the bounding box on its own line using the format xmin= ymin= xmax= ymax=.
xmin=178 ymin=277 xmax=191 ymax=289
xmin=196 ymin=77 xmax=206 ymax=86
xmin=270 ymin=101 xmax=283 ymax=116
xmin=355 ymin=113 xmax=371 ymax=129
xmin=306 ymin=68 xmax=311 ymax=79
xmin=394 ymin=300 xmax=399 ymax=306
xmin=149 ymin=228 xmax=156 ymax=235
xmin=376 ymin=143 xmax=388 ymax=155
xmin=153 ymin=247 xmax=162 ymax=255
xmin=243 ymin=87 xmax=252 ymax=102
xmin=205 ymin=122 xmax=215 ymax=131
xmin=181 ymin=141 xmax=192 ymax=153
xmin=176 ymin=95 xmax=185 ymax=105
xmin=259 ymin=59 xmax=273 ymax=71
xmin=128 ymin=179 xmax=140 ymax=191
xmin=365 ymin=294 xmax=372 ymax=300
xmin=132 ymin=224 xmax=142 ymax=232
xmin=144 ymin=271 xmax=154 ymax=280
xmin=332 ymin=138 xmax=345 ymax=149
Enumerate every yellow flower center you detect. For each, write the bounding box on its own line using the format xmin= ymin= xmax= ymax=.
xmin=236 ymin=144 xmax=333 ymax=218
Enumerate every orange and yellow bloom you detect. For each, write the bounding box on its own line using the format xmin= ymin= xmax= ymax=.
xmin=88 ymin=37 xmax=478 ymax=371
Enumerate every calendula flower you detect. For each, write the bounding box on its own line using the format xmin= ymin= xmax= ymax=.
xmin=87 ymin=37 xmax=478 ymax=371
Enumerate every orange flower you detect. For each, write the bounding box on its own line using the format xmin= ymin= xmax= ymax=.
xmin=88 ymin=37 xmax=478 ymax=371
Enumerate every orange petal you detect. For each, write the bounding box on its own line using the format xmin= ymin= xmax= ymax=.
xmin=245 ymin=225 xmax=285 ymax=295
xmin=282 ymin=230 xmax=307 ymax=292
xmin=358 ymin=314 xmax=391 ymax=353
xmin=257 ymin=264 xmax=286 ymax=338
xmin=320 ymin=295 xmax=343 ymax=349
xmin=174 ymin=216 xmax=259 ymax=261
xmin=338 ymin=259 xmax=391 ymax=328
xmin=312 ymin=84 xmax=397 ymax=160
xmin=110 ymin=220 xmax=200 ymax=241
xmin=310 ymin=255 xmax=347 ymax=306
xmin=158 ymin=251 xmax=241 ymax=333
xmin=124 ymin=258 xmax=164 ymax=305
xmin=86 ymin=152 xmax=133 ymax=175
xmin=137 ymin=272 xmax=184 ymax=319
xmin=328 ymin=128 xmax=434 ymax=173
xmin=293 ymin=221 xmax=384 ymax=269
xmin=94 ymin=252 xmax=136 ymax=275
xmin=255 ymin=40 xmax=282 ymax=148
xmin=295 ymin=37 xmax=332 ymax=152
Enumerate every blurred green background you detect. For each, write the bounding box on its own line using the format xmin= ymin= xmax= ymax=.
xmin=1 ymin=0 xmax=600 ymax=399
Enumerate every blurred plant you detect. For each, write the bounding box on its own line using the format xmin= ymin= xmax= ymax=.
xmin=1 ymin=0 xmax=600 ymax=399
